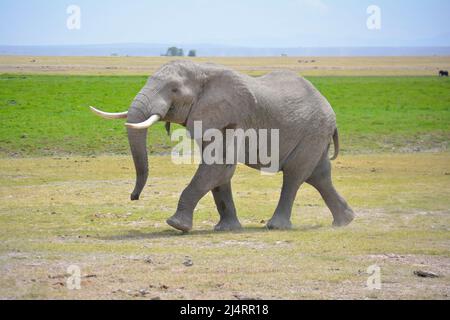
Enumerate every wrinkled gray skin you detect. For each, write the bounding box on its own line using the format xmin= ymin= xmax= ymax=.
xmin=125 ymin=60 xmax=354 ymax=232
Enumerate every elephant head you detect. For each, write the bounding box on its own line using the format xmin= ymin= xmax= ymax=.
xmin=90 ymin=60 xmax=256 ymax=201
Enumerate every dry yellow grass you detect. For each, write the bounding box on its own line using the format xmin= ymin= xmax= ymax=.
xmin=0 ymin=153 xmax=449 ymax=299
xmin=1 ymin=55 xmax=449 ymax=76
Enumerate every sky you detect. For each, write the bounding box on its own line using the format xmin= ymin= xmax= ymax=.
xmin=0 ymin=0 xmax=449 ymax=47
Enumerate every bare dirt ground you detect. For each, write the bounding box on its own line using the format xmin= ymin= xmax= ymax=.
xmin=1 ymin=56 xmax=449 ymax=76
xmin=0 ymin=154 xmax=449 ymax=299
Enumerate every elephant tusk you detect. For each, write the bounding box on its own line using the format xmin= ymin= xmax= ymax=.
xmin=125 ymin=114 xmax=161 ymax=130
xmin=89 ymin=106 xmax=128 ymax=119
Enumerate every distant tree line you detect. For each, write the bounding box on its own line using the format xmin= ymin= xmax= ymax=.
xmin=163 ymin=47 xmax=196 ymax=57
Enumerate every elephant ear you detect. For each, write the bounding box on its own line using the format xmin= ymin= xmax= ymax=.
xmin=187 ymin=69 xmax=257 ymax=133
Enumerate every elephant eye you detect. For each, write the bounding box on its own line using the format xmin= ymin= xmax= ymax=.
xmin=172 ymin=88 xmax=179 ymax=93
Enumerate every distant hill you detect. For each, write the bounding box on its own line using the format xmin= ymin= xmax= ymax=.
xmin=1 ymin=44 xmax=450 ymax=57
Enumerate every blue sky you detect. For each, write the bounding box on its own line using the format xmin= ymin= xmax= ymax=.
xmin=0 ymin=0 xmax=449 ymax=47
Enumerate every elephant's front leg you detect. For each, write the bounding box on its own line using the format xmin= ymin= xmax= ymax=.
xmin=167 ymin=163 xmax=236 ymax=232
xmin=212 ymin=182 xmax=242 ymax=232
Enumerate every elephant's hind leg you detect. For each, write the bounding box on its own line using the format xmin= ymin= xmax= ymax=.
xmin=307 ymin=151 xmax=355 ymax=227
xmin=266 ymin=171 xmax=303 ymax=230
xmin=266 ymin=139 xmax=327 ymax=230
xmin=212 ymin=182 xmax=242 ymax=231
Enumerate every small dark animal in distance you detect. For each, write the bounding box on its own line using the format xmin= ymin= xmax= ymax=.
xmin=439 ymin=70 xmax=448 ymax=77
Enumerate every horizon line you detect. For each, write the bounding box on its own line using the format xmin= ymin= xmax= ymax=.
xmin=1 ymin=43 xmax=450 ymax=49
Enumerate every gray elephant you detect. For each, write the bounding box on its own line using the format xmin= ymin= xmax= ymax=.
xmin=90 ymin=60 xmax=355 ymax=232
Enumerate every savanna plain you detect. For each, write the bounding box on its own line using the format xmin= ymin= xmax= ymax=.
xmin=0 ymin=56 xmax=449 ymax=299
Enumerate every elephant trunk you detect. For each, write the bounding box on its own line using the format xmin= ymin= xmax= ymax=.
xmin=127 ymin=105 xmax=150 ymax=201
xmin=128 ymin=127 xmax=148 ymax=200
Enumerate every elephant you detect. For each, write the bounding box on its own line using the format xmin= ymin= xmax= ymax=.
xmin=90 ymin=60 xmax=355 ymax=232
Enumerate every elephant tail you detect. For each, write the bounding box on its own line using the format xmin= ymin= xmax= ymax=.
xmin=330 ymin=128 xmax=340 ymax=161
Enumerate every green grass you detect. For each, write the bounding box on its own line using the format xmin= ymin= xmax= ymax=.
xmin=311 ymin=77 xmax=450 ymax=152
xmin=0 ymin=74 xmax=176 ymax=156
xmin=0 ymin=75 xmax=449 ymax=156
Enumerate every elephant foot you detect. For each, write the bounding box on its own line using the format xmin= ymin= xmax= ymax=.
xmin=332 ymin=208 xmax=355 ymax=227
xmin=214 ymin=219 xmax=242 ymax=232
xmin=166 ymin=214 xmax=193 ymax=232
xmin=266 ymin=217 xmax=292 ymax=230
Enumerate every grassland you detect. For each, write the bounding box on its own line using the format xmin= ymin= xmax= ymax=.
xmin=1 ymin=56 xmax=450 ymax=76
xmin=0 ymin=75 xmax=448 ymax=157
xmin=0 ymin=57 xmax=449 ymax=300
xmin=0 ymin=154 xmax=449 ymax=299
